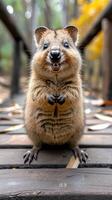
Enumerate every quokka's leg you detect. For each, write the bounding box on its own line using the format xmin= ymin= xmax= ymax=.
xmin=23 ymin=144 xmax=42 ymax=165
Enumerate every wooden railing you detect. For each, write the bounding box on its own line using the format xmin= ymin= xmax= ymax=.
xmin=78 ymin=1 xmax=112 ymax=100
xmin=0 ymin=0 xmax=31 ymax=95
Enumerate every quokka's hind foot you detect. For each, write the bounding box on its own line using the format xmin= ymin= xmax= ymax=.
xmin=71 ymin=146 xmax=88 ymax=163
xmin=23 ymin=146 xmax=41 ymax=165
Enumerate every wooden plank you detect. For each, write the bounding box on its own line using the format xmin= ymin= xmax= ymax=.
xmin=85 ymin=148 xmax=112 ymax=166
xmin=0 ymin=148 xmax=72 ymax=168
xmin=0 ymin=148 xmax=111 ymax=168
xmin=0 ymin=134 xmax=112 ymax=147
xmin=0 ymin=168 xmax=112 ymax=199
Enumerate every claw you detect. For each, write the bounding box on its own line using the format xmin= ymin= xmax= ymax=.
xmin=48 ymin=94 xmax=56 ymax=105
xmin=23 ymin=150 xmax=30 ymax=163
xmin=23 ymin=146 xmax=41 ymax=165
xmin=71 ymin=146 xmax=88 ymax=163
xmin=57 ymin=95 xmax=65 ymax=105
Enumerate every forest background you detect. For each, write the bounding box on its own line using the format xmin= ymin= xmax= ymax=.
xmin=0 ymin=0 xmax=110 ymax=98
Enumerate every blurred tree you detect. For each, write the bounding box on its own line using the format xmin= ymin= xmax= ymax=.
xmin=0 ymin=0 xmax=80 ymax=74
xmin=44 ymin=0 xmax=52 ymax=27
xmin=70 ymin=0 xmax=109 ymax=60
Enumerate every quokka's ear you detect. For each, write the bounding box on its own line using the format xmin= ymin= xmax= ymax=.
xmin=64 ymin=25 xmax=78 ymax=43
xmin=34 ymin=26 xmax=48 ymax=44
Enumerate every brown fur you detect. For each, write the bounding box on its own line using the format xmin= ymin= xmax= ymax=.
xmin=25 ymin=27 xmax=84 ymax=148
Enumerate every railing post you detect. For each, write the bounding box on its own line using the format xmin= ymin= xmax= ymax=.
xmin=11 ymin=40 xmax=21 ymax=96
xmin=79 ymin=48 xmax=86 ymax=82
xmin=102 ymin=19 xmax=112 ymax=100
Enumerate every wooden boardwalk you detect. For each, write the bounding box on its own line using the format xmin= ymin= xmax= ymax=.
xmin=0 ymin=94 xmax=112 ymax=199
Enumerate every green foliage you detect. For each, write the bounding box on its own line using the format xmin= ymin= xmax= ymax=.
xmin=1 ymin=43 xmax=12 ymax=56
xmin=35 ymin=0 xmax=62 ymax=28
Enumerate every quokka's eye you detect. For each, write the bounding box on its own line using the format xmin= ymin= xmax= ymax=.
xmin=63 ymin=41 xmax=69 ymax=48
xmin=43 ymin=43 xmax=49 ymax=50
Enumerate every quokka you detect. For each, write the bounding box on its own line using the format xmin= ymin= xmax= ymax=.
xmin=24 ymin=26 xmax=88 ymax=164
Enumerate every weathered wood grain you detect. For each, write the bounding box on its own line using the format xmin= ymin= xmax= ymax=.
xmin=0 ymin=168 xmax=112 ymax=199
xmin=0 ymin=148 xmax=111 ymax=168
xmin=0 ymin=148 xmax=72 ymax=168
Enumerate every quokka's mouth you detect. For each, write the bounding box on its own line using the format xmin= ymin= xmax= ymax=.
xmin=51 ymin=63 xmax=61 ymax=71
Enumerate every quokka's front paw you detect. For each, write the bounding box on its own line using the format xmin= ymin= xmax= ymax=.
xmin=48 ymin=94 xmax=56 ymax=105
xmin=57 ymin=95 xmax=65 ymax=105
xmin=48 ymin=94 xmax=65 ymax=105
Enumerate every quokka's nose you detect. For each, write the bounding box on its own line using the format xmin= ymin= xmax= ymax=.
xmin=50 ymin=49 xmax=61 ymax=62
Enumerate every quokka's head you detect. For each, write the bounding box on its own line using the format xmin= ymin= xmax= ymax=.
xmin=32 ymin=26 xmax=82 ymax=77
